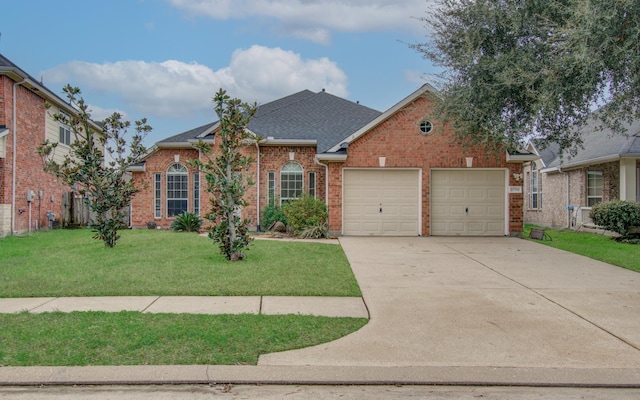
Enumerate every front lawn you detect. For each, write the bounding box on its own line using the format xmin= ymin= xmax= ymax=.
xmin=0 ymin=229 xmax=367 ymax=366
xmin=524 ymin=224 xmax=640 ymax=273
xmin=0 ymin=229 xmax=361 ymax=297
xmin=0 ymin=312 xmax=367 ymax=366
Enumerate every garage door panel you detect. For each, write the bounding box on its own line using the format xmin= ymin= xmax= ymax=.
xmin=344 ymin=169 xmax=419 ymax=236
xmin=431 ymin=170 xmax=505 ymax=236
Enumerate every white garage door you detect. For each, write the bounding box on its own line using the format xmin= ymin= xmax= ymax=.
xmin=343 ymin=169 xmax=420 ymax=236
xmin=431 ymin=170 xmax=506 ymax=236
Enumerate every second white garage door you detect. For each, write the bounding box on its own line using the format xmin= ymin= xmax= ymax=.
xmin=431 ymin=169 xmax=506 ymax=236
xmin=343 ymin=169 xmax=420 ymax=236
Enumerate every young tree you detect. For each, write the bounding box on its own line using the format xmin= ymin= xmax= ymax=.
xmin=414 ymin=0 xmax=640 ymax=155
xmin=38 ymin=85 xmax=151 ymax=247
xmin=190 ymin=89 xmax=257 ymax=261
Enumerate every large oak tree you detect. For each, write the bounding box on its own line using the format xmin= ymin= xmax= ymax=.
xmin=414 ymin=0 xmax=640 ymax=154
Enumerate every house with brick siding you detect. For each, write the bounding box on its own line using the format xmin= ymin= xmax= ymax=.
xmin=524 ymin=118 xmax=640 ymax=230
xmin=131 ymin=84 xmax=532 ymax=236
xmin=0 ymin=53 xmax=104 ymax=236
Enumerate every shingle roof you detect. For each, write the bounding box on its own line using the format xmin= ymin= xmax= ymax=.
xmin=540 ymin=117 xmax=640 ymax=169
xmin=157 ymin=89 xmax=381 ymax=153
xmin=158 ymin=122 xmax=217 ymax=143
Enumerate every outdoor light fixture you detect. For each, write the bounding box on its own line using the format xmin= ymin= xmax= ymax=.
xmin=513 ymin=173 xmax=523 ymax=181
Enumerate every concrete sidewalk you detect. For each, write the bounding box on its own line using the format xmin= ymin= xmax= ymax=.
xmin=2 ymin=236 xmax=640 ymax=387
xmin=0 ymin=296 xmax=368 ymax=318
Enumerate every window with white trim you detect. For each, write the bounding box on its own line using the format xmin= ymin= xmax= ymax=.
xmin=193 ymin=172 xmax=200 ymax=215
xmin=167 ymin=163 xmax=188 ymax=217
xmin=587 ymin=170 xmax=603 ymax=206
xmin=280 ymin=162 xmax=303 ymax=204
xmin=308 ymin=171 xmax=316 ymax=198
xmin=154 ymin=173 xmax=161 ymax=218
xmin=268 ymin=171 xmax=275 ymax=206
xmin=59 ymin=111 xmax=71 ymax=145
xmin=530 ymin=163 xmax=540 ymax=209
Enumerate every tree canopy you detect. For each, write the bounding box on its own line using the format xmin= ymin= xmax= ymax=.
xmin=190 ymin=89 xmax=257 ymax=261
xmin=414 ymin=0 xmax=640 ymax=154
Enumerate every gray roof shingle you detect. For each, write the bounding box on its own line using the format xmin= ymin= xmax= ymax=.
xmin=157 ymin=89 xmax=381 ymax=153
xmin=540 ymin=117 xmax=640 ymax=169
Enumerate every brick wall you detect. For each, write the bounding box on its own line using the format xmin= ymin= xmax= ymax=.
xmin=131 ymin=144 xmax=327 ymax=230
xmin=0 ymin=79 xmax=72 ymax=235
xmin=130 ymin=148 xmax=201 ymax=228
xmin=333 ymin=93 xmax=522 ymax=236
xmin=524 ymin=160 xmax=621 ymax=229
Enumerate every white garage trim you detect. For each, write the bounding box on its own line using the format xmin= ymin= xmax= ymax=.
xmin=430 ymin=168 xmax=508 ymax=236
xmin=342 ymin=168 xmax=422 ymax=236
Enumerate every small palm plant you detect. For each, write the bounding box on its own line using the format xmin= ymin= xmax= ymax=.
xmin=170 ymin=211 xmax=203 ymax=232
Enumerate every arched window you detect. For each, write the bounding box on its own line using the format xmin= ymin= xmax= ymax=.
xmin=281 ymin=162 xmax=303 ymax=203
xmin=167 ymin=163 xmax=188 ymax=217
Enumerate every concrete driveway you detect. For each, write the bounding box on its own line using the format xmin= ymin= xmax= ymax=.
xmin=259 ymin=237 xmax=640 ymax=372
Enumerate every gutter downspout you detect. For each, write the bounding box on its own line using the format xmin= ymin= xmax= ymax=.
xmin=255 ymin=140 xmax=261 ymax=231
xmin=11 ymin=79 xmax=26 ymax=234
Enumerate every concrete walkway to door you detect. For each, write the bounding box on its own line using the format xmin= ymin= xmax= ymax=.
xmin=259 ymin=236 xmax=640 ymax=384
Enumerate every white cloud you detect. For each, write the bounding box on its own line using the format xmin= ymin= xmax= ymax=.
xmin=41 ymin=46 xmax=348 ymax=119
xmin=86 ymin=104 xmax=128 ymax=123
xmin=169 ymin=0 xmax=429 ymax=44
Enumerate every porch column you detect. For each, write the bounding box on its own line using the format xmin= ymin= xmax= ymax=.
xmin=619 ymin=158 xmax=637 ymax=201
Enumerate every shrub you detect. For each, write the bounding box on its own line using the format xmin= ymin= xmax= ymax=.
xmin=261 ymin=203 xmax=287 ymax=230
xmin=590 ymin=200 xmax=640 ymax=237
xmin=300 ymin=222 xmax=330 ymax=239
xmin=170 ymin=212 xmax=203 ymax=232
xmin=282 ymin=194 xmax=328 ymax=233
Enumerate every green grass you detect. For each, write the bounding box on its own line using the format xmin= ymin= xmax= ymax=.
xmin=0 ymin=229 xmax=361 ymax=297
xmin=0 ymin=311 xmax=367 ymax=366
xmin=0 ymin=229 xmax=367 ymax=367
xmin=524 ymin=224 xmax=640 ymax=273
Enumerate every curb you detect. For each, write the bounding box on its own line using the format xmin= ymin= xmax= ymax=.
xmin=2 ymin=365 xmax=640 ymax=388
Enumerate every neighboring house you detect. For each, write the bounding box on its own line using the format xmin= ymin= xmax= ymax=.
xmin=131 ymin=84 xmax=532 ymax=236
xmin=0 ymin=53 xmax=103 ymax=236
xmin=524 ymin=118 xmax=640 ymax=229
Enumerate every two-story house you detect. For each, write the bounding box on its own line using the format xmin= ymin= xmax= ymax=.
xmin=0 ymin=53 xmax=103 ymax=236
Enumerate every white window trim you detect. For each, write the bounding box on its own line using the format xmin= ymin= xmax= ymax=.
xmin=280 ymin=162 xmax=303 ymax=204
xmin=166 ymin=163 xmax=189 ymax=218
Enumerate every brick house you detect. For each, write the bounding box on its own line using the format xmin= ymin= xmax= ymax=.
xmin=0 ymin=53 xmax=104 ymax=236
xmin=131 ymin=84 xmax=530 ymax=236
xmin=523 ymin=118 xmax=640 ymax=229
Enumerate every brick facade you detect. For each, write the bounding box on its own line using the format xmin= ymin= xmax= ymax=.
xmin=524 ymin=160 xmax=629 ymax=229
xmin=328 ymin=93 xmax=523 ymax=236
xmin=0 ymin=76 xmax=72 ymax=235
xmin=130 ymin=143 xmax=327 ymax=230
xmin=132 ymin=88 xmax=525 ymax=236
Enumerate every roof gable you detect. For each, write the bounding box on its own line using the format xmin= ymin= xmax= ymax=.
xmin=326 ymin=84 xmax=439 ymax=153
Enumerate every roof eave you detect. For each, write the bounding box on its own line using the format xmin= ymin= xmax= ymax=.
xmin=126 ymin=164 xmax=146 ymax=173
xmin=260 ymin=138 xmax=317 ymax=146
xmin=541 ymin=154 xmax=626 ymax=173
xmin=506 ymin=152 xmax=540 ymax=163
xmin=2 ymin=68 xmax=103 ymax=132
xmin=315 ymin=153 xmax=348 ymax=162
xmin=156 ymin=141 xmax=197 ymax=149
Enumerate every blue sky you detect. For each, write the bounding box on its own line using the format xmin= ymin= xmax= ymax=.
xmin=1 ymin=0 xmax=440 ymax=146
